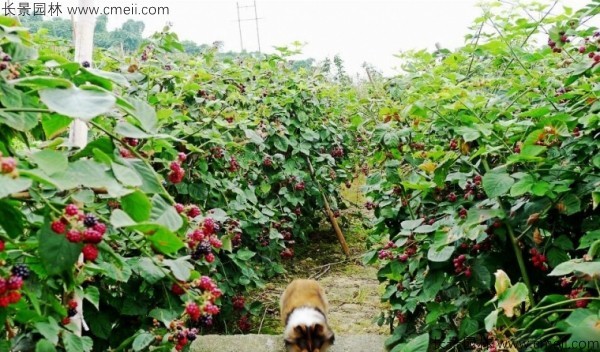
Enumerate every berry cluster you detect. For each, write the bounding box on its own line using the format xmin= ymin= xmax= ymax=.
xmin=210 ymin=146 xmax=225 ymax=159
xmin=228 ymin=156 xmax=240 ymax=172
xmin=180 ymin=276 xmax=222 ymax=328
xmin=51 ymin=204 xmax=105 ymax=262
xmin=188 ymin=218 xmax=222 ymax=263
xmin=566 ymin=287 xmax=590 ymax=308
xmin=0 ymin=51 xmax=19 ymax=79
xmin=453 ymin=255 xmax=472 ymax=278
xmin=238 ymin=315 xmax=251 ymax=332
xmin=262 ymin=156 xmax=273 ymax=167
xmin=232 ymin=295 xmax=245 ymax=311
xmin=449 ymin=139 xmax=458 ymax=150
xmin=294 ymin=181 xmax=305 ymax=191
xmin=141 ymin=44 xmax=152 ymax=61
xmin=330 ymin=146 xmax=344 ymax=158
xmin=175 ymin=203 xmax=202 ymax=219
xmin=61 ymin=300 xmax=79 ymax=325
xmin=0 ymin=264 xmax=29 ymax=307
xmin=280 ymin=247 xmax=294 ymax=259
xmin=123 ymin=138 xmax=139 ymax=147
xmin=0 ymin=153 xmax=17 ymax=176
xmin=168 ymin=160 xmax=185 ymax=184
xmin=365 ymin=201 xmax=376 ymax=210
xmin=528 ymin=248 xmax=548 ymax=271
xmin=172 ymin=328 xmax=198 ymax=351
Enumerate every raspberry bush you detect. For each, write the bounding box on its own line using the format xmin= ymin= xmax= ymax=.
xmin=364 ymin=2 xmax=600 ymax=351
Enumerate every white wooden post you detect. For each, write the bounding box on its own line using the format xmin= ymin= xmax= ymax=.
xmin=69 ymin=0 xmax=96 ymax=149
xmin=70 ymin=0 xmax=96 ymax=335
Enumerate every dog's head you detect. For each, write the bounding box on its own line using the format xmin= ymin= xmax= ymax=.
xmin=284 ymin=323 xmax=335 ymax=352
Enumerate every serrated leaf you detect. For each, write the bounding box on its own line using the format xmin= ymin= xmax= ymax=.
xmin=31 ymin=150 xmax=68 ymax=176
xmin=147 ymin=227 xmax=184 ymax=255
xmin=38 ymin=217 xmax=82 ymax=276
xmin=122 ymin=99 xmax=158 ymax=133
xmin=121 ymin=190 xmax=151 ymax=222
xmin=62 ymin=332 xmax=93 ymax=352
xmin=484 ymin=310 xmax=499 ymax=331
xmin=35 ymin=317 xmax=60 ymax=345
xmin=498 ymin=283 xmax=529 ymax=317
xmin=427 ymin=246 xmax=454 ymax=262
xmin=39 ymin=86 xmax=116 ymax=121
xmin=110 ymin=209 xmax=137 ymax=228
xmin=0 ymin=200 xmax=24 ymax=238
xmin=150 ymin=195 xmax=183 ymax=231
xmin=163 ymin=258 xmax=193 ymax=281
xmin=483 ymin=171 xmax=514 ymax=198
xmin=132 ymin=332 xmax=154 ymax=351
xmin=0 ymin=174 xmax=32 ymax=199
xmin=244 ymin=129 xmax=264 ymax=145
xmin=111 ymin=162 xmax=143 ymax=187
xmin=84 ymin=286 xmax=100 ymax=311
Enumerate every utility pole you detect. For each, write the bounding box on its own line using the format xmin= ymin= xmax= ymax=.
xmin=235 ymin=1 xmax=262 ymax=53
xmin=236 ymin=2 xmax=244 ymax=51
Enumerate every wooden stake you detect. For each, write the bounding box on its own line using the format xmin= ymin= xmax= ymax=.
xmin=306 ymin=158 xmax=350 ymax=257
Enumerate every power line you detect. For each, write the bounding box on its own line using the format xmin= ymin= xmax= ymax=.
xmin=236 ymin=1 xmax=262 ymax=52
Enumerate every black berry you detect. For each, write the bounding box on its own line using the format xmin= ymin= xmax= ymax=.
xmin=11 ymin=264 xmax=30 ymax=279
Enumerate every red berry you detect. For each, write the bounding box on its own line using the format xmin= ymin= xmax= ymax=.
xmin=199 ymin=276 xmax=214 ymax=291
xmin=464 ymin=267 xmax=472 ymax=278
xmin=398 ymin=254 xmax=408 ymax=262
xmin=175 ymin=203 xmax=185 ymax=213
xmin=93 ymin=223 xmax=107 ymax=235
xmin=171 ymin=283 xmax=185 ymax=295
xmin=82 ymin=244 xmax=99 ymax=261
xmin=447 ymin=193 xmax=457 ymax=202
xmin=8 ymin=291 xmax=23 ymax=304
xmin=186 ymin=302 xmax=201 ymax=320
xmin=66 ymin=229 xmax=83 ymax=243
xmin=119 ymin=148 xmax=133 ymax=158
xmin=187 ymin=205 xmax=201 ymax=218
xmin=83 ymin=228 xmax=103 ymax=244
xmin=0 ymin=279 xmax=5 ymax=295
xmin=0 ymin=240 xmax=4 ymax=252
xmin=51 ymin=220 xmax=66 ymax=234
xmin=579 ymin=46 xmax=586 ymax=53
xmin=61 ymin=317 xmax=70 ymax=325
xmin=7 ymin=276 xmax=23 ymax=290
xmin=125 ymin=138 xmax=139 ymax=147
xmin=64 ymin=204 xmax=79 ymax=216
xmin=178 ymin=152 xmax=187 ymax=162
xmin=170 ymin=161 xmax=182 ymax=172
xmin=68 ymin=300 xmax=78 ymax=309
xmin=294 ymin=182 xmax=305 ymax=191
xmin=205 ymin=253 xmax=215 ymax=263
xmin=0 ymin=296 xmax=8 ymax=307
xmin=1 ymin=157 xmax=16 ymax=173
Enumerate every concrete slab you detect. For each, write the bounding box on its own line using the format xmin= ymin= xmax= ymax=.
xmin=190 ymin=334 xmax=388 ymax=352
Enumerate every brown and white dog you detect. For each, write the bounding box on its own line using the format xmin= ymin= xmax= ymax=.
xmin=280 ymin=279 xmax=335 ymax=352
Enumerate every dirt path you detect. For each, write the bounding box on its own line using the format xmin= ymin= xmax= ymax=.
xmin=252 ymin=212 xmax=389 ymax=336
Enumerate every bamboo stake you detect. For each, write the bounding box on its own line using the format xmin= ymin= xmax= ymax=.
xmin=305 ymin=158 xmax=350 ymax=256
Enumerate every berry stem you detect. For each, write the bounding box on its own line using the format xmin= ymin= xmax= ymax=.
xmin=482 ymin=158 xmax=535 ymax=305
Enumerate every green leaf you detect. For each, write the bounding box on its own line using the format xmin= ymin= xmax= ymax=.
xmin=422 ymin=271 xmax=444 ymax=301
xmin=244 ymin=129 xmax=264 ymax=145
xmin=38 ymin=218 xmax=82 ymax=276
xmin=35 ymin=339 xmax=57 ymax=352
xmin=147 ymin=227 xmax=184 ymax=255
xmin=455 ymin=126 xmax=480 ymax=142
xmin=84 ymin=286 xmax=100 ymax=311
xmin=549 ymin=260 xmax=600 ymax=277
xmin=150 ymin=195 xmax=183 ymax=231
xmin=163 ymin=258 xmax=193 ymax=281
xmin=483 ymin=171 xmax=514 ymax=198
xmin=121 ymin=190 xmax=152 ymax=222
xmin=0 ymin=200 xmax=24 ymax=238
xmin=393 ymin=332 xmax=429 ymax=352
xmin=39 ymin=86 xmax=116 ymax=121
xmin=132 ymin=332 xmax=155 ymax=352
xmin=31 ymin=150 xmax=68 ymax=176
xmin=10 ymin=76 xmax=72 ymax=89
xmin=236 ymin=248 xmax=256 ymax=261
xmin=498 ymin=283 xmax=529 ymax=317
xmin=62 ymin=331 xmax=93 ymax=352
xmin=110 ymin=209 xmax=137 ymax=228
xmin=427 ymin=246 xmax=454 ymax=262
xmin=111 ymin=162 xmax=143 ymax=187
xmin=484 ymin=310 xmax=499 ymax=332
xmin=401 ymin=219 xmax=424 ymax=230
xmin=133 ymin=257 xmax=166 ymax=284
xmin=471 ymin=263 xmax=491 ymax=289
xmin=579 ymin=230 xmax=600 ymax=250
xmin=273 ymin=135 xmax=289 ymax=152
xmin=122 ymin=99 xmax=158 ymax=133
xmin=125 ymin=159 xmax=163 ymax=194
xmin=42 ymin=114 xmax=72 ymax=139
xmin=459 ymin=317 xmax=479 ymax=339
xmin=510 ymin=174 xmax=534 ymax=197
xmin=35 ymin=317 xmax=60 ymax=345
xmin=0 ymin=174 xmax=32 ymax=199
xmin=149 ymin=308 xmax=179 ymax=327
xmin=114 ymin=121 xmax=151 ymax=138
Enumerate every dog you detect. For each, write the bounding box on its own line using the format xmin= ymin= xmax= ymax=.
xmin=280 ymin=279 xmax=335 ymax=352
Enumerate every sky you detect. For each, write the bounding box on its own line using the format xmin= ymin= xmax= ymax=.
xmin=55 ymin=0 xmax=593 ymax=76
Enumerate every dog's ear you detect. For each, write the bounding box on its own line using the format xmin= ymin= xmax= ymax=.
xmin=313 ymin=323 xmax=324 ymax=335
xmin=329 ymin=332 xmax=335 ymax=345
